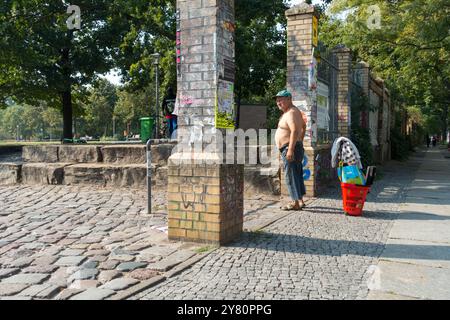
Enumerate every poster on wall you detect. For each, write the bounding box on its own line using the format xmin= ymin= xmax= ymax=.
xmin=317 ymin=82 xmax=330 ymax=130
xmin=215 ymin=79 xmax=235 ymax=129
xmin=308 ymin=56 xmax=317 ymax=91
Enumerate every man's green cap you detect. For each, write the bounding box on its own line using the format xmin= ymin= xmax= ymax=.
xmin=274 ymin=89 xmax=292 ymax=98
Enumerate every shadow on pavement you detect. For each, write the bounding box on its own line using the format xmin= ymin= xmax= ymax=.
xmin=228 ymin=231 xmax=450 ymax=261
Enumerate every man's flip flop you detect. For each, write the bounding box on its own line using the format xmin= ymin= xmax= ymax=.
xmin=281 ymin=203 xmax=301 ymax=211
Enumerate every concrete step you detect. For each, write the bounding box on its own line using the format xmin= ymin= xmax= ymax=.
xmin=101 ymin=144 xmax=175 ymax=166
xmin=0 ymin=163 xmax=22 ymax=185
xmin=64 ymin=164 xmax=167 ymax=188
xmin=21 ymin=163 xmax=72 ymax=185
xmin=22 ymin=145 xmax=102 ymax=163
xmin=244 ymin=166 xmax=280 ymax=198
xmin=58 ymin=145 xmax=102 ymax=163
xmin=101 ymin=145 xmax=146 ymax=164
xmin=22 ymin=145 xmax=59 ymax=163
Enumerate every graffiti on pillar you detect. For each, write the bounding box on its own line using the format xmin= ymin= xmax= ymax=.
xmin=302 ymin=154 xmax=311 ymax=181
xmin=176 ymin=9 xmax=182 ymax=78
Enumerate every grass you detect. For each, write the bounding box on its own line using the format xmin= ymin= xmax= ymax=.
xmin=194 ymin=245 xmax=218 ymax=254
xmin=0 ymin=140 xmax=59 ymax=146
xmin=0 ymin=140 xmax=145 ymax=146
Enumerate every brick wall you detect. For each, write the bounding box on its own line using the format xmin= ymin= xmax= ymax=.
xmin=334 ymin=47 xmax=352 ymax=138
xmin=168 ymin=163 xmax=243 ymax=244
xmin=169 ymin=0 xmax=243 ymax=245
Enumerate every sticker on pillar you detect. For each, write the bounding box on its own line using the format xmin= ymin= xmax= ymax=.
xmin=312 ymin=16 xmax=319 ymax=47
xmin=215 ymin=79 xmax=235 ymax=129
xmin=308 ymin=56 xmax=318 ymax=91
xmin=303 ymin=154 xmax=311 ymax=181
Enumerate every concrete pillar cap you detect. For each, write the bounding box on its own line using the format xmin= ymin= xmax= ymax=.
xmin=332 ymin=45 xmax=352 ymax=53
xmin=286 ymin=3 xmax=316 ymax=16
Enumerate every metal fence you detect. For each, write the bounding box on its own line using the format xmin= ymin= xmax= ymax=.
xmin=316 ymin=42 xmax=339 ymax=144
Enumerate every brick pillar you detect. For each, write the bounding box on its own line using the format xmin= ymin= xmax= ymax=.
xmin=285 ymin=4 xmax=319 ymax=148
xmin=334 ymin=47 xmax=352 ymax=137
xmin=168 ymin=0 xmax=243 ymax=245
xmin=283 ymin=4 xmax=320 ymax=198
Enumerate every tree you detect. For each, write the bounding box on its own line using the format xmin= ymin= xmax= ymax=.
xmin=79 ymin=79 xmax=118 ymax=138
xmin=0 ymin=1 xmax=125 ymax=139
xmin=324 ymin=0 xmax=450 ymax=139
xmin=112 ymin=0 xmax=177 ymax=98
xmin=114 ymin=86 xmax=154 ymax=137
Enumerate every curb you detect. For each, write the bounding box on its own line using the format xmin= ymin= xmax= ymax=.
xmin=108 ymin=275 xmax=166 ymax=300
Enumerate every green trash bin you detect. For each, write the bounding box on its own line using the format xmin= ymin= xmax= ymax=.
xmin=139 ymin=117 xmax=154 ymax=143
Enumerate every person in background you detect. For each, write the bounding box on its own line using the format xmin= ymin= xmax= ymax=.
xmin=274 ymin=89 xmax=307 ymax=211
xmin=162 ymin=87 xmax=177 ymax=139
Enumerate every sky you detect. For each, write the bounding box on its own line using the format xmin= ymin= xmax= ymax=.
xmin=105 ymin=0 xmax=326 ymax=85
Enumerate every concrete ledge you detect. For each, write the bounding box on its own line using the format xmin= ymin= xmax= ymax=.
xmin=244 ymin=166 xmax=280 ymax=198
xmin=58 ymin=145 xmax=102 ymax=163
xmin=0 ymin=163 xmax=22 ymax=185
xmin=108 ymin=275 xmax=166 ymax=300
xmin=64 ymin=164 xmax=167 ymax=188
xmin=21 ymin=163 xmax=71 ymax=185
xmin=22 ymin=145 xmax=59 ymax=163
xmin=151 ymin=144 xmax=176 ymax=166
xmin=102 ymin=145 xmax=146 ymax=164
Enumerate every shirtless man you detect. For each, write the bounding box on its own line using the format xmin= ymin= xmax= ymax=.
xmin=274 ymin=89 xmax=307 ymax=210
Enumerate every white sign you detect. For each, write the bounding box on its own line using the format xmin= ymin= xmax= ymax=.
xmin=317 ymin=82 xmax=330 ymax=130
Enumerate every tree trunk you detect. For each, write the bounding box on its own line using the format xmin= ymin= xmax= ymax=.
xmin=62 ymin=90 xmax=73 ymax=140
xmin=61 ymin=32 xmax=73 ymax=141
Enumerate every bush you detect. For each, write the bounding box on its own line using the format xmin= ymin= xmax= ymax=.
xmin=350 ymin=127 xmax=373 ymax=168
xmin=390 ymin=127 xmax=410 ymax=161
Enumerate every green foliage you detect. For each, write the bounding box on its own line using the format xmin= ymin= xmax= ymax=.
xmin=390 ymin=127 xmax=410 ymax=161
xmin=114 ymin=86 xmax=155 ymax=136
xmin=0 ymin=103 xmax=62 ymax=140
xmin=326 ymin=0 xmax=450 ymax=139
xmin=349 ymin=85 xmax=374 ymax=167
xmin=235 ymin=1 xmax=288 ymax=104
xmin=78 ymin=79 xmax=118 ymax=138
xmin=350 ymin=126 xmax=373 ymax=168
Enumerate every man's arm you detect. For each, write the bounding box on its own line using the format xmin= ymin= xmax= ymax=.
xmin=285 ymin=111 xmax=302 ymax=161
xmin=300 ymin=111 xmax=307 ymax=141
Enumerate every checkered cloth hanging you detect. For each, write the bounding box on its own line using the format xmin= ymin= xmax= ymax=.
xmin=338 ymin=141 xmax=358 ymax=166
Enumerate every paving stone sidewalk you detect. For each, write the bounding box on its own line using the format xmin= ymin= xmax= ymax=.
xmin=132 ymin=157 xmax=420 ymax=300
xmin=0 ymin=183 xmax=281 ymax=300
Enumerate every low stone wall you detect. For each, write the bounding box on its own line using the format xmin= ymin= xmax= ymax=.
xmin=22 ymin=145 xmax=59 ymax=162
xmin=0 ymin=163 xmax=21 ymax=185
xmin=2 ymin=143 xmax=283 ymax=196
xmin=64 ymin=164 xmax=167 ymax=188
xmin=59 ymin=145 xmax=102 ymax=163
xmin=21 ymin=163 xmax=69 ymax=185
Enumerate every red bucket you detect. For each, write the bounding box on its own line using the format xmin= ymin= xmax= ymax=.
xmin=341 ymin=182 xmax=370 ymax=216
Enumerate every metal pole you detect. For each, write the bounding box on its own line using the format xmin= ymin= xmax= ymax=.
xmin=146 ymin=139 xmax=152 ymax=214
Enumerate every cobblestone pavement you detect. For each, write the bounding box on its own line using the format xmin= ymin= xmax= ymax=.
xmin=133 ymin=158 xmax=421 ymax=300
xmin=0 ymin=183 xmax=280 ymax=300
